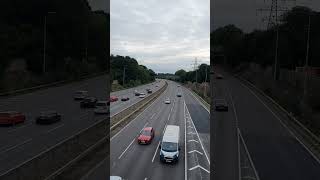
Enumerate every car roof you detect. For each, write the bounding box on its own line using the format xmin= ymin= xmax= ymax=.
xmin=162 ymin=125 xmax=179 ymax=143
xmin=110 ymin=176 xmax=122 ymax=180
xmin=143 ymin=127 xmax=153 ymax=131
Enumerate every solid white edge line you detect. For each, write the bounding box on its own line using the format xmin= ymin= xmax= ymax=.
xmin=238 ymin=80 xmax=320 ymax=165
xmin=237 ymin=129 xmax=241 ymax=180
xmin=238 ymin=128 xmax=260 ymax=180
xmin=185 ymin=87 xmax=210 ymax=113
xmin=80 ymin=158 xmax=107 ymax=180
xmin=185 ymin=104 xmax=210 ymax=165
xmin=184 ymin=100 xmax=188 ymax=180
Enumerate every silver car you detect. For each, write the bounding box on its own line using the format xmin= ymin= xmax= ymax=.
xmin=94 ymin=101 xmax=109 ymax=114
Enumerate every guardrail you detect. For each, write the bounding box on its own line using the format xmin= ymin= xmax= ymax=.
xmin=236 ymin=75 xmax=320 ymax=163
xmin=0 ymin=116 xmax=107 ymax=180
xmin=0 ymin=71 xmax=107 ymax=97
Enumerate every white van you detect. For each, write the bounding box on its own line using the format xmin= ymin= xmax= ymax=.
xmin=159 ymin=125 xmax=180 ymax=163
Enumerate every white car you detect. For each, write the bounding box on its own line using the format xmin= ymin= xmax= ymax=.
xmin=110 ymin=176 xmax=122 ymax=180
xmin=164 ymin=98 xmax=171 ymax=104
xmin=94 ymin=101 xmax=109 ymax=114
xmin=139 ymin=93 xmax=146 ymax=98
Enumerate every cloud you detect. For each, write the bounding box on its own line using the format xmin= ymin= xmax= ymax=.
xmin=111 ymin=0 xmax=210 ymax=73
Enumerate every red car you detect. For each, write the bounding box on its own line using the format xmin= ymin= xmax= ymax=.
xmin=110 ymin=96 xmax=118 ymax=102
xmin=0 ymin=111 xmax=26 ymax=125
xmin=137 ymin=127 xmax=155 ymax=144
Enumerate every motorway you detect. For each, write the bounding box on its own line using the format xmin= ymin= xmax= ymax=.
xmin=0 ymin=75 xmax=162 ymax=176
xmin=213 ymin=67 xmax=320 ymax=180
xmin=107 ymin=80 xmax=210 ymax=180
xmin=110 ymin=80 xmax=165 ymax=117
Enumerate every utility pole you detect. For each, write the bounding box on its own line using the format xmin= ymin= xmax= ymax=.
xmin=122 ymin=66 xmax=126 ymax=86
xmin=204 ymin=65 xmax=208 ymax=97
xmin=303 ymin=12 xmax=311 ymax=100
xmin=43 ymin=11 xmax=56 ymax=74
xmin=191 ymin=57 xmax=199 ymax=83
xmin=257 ymin=0 xmax=295 ymax=80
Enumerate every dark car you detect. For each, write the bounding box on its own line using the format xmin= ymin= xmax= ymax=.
xmin=74 ymin=90 xmax=88 ymax=100
xmin=214 ymin=99 xmax=228 ymax=111
xmin=216 ymin=74 xmax=224 ymax=79
xmin=0 ymin=111 xmax=25 ymax=125
xmin=80 ymin=97 xmax=98 ymax=108
xmin=177 ymin=93 xmax=182 ymax=97
xmin=121 ymin=97 xmax=130 ymax=101
xmin=36 ymin=111 xmax=61 ymax=124
xmin=147 ymin=89 xmax=152 ymax=94
xmin=134 ymin=90 xmax=141 ymax=96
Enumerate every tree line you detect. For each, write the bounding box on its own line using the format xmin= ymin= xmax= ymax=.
xmin=110 ymin=55 xmax=156 ymax=88
xmin=211 ymin=6 xmax=320 ymax=70
xmin=174 ymin=63 xmax=210 ymax=83
xmin=0 ymin=0 xmax=108 ymax=91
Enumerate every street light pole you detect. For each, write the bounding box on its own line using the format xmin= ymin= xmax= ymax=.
xmin=43 ymin=12 xmax=56 ymax=74
xmin=303 ymin=13 xmax=311 ymax=100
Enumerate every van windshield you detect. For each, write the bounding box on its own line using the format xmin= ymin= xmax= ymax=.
xmin=161 ymin=142 xmax=177 ymax=152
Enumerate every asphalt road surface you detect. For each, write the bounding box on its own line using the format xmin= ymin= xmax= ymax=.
xmin=213 ymin=68 xmax=320 ymax=180
xmin=110 ymin=80 xmax=165 ymax=117
xmin=107 ymin=80 xmax=210 ymax=180
xmin=0 ymin=76 xmax=161 ymax=175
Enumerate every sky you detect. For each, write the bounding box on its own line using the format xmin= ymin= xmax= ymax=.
xmin=110 ymin=0 xmax=210 ymax=73
xmin=212 ymin=0 xmax=319 ymax=33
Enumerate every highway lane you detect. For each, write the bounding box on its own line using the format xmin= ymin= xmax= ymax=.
xmin=108 ymin=80 xmax=210 ymax=180
xmin=0 ymin=75 xmax=160 ymax=175
xmin=214 ymin=68 xmax=320 ymax=180
xmin=110 ymin=80 xmax=165 ymax=117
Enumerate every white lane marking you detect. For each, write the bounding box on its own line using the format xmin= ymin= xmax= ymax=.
xmin=188 ymin=150 xmax=203 ymax=155
xmin=118 ymin=138 xmax=136 ymax=160
xmin=46 ymin=123 xmax=64 ymax=134
xmin=111 ymin=87 xmax=165 ymax=141
xmin=118 ymin=122 xmax=148 ymax=160
xmin=185 ymin=105 xmax=210 ymax=165
xmin=150 ymin=113 xmax=156 ymax=119
xmin=188 ymin=132 xmax=197 ymax=135
xmin=238 ymin=128 xmax=260 ymax=180
xmin=152 ymin=141 xmax=161 ymax=163
xmin=7 ymin=122 xmax=32 ymax=133
xmin=188 ymin=140 xmax=199 ymax=143
xmin=184 ymin=100 xmax=188 ymax=180
xmin=0 ymin=138 xmax=32 ymax=155
xmin=188 ymin=165 xmax=210 ymax=173
xmin=239 ymin=80 xmax=320 ymax=165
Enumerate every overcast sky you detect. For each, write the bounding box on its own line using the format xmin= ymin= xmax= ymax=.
xmin=110 ymin=0 xmax=210 ymax=73
xmin=212 ymin=0 xmax=319 ymax=32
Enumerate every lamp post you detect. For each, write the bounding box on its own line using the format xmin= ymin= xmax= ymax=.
xmin=43 ymin=11 xmax=56 ymax=74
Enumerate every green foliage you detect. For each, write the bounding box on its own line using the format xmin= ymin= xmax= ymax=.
xmin=110 ymin=55 xmax=155 ymax=87
xmin=211 ymin=6 xmax=320 ymax=68
xmin=174 ymin=64 xmax=209 ymax=83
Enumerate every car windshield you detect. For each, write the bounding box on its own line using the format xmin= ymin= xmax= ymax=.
xmin=161 ymin=142 xmax=177 ymax=152
xmin=141 ymin=130 xmax=151 ymax=136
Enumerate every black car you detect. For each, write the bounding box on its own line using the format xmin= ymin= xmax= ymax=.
xmin=36 ymin=111 xmax=61 ymax=124
xmin=134 ymin=91 xmax=141 ymax=96
xmin=147 ymin=89 xmax=152 ymax=94
xmin=121 ymin=97 xmax=130 ymax=101
xmin=214 ymin=99 xmax=228 ymax=111
xmin=80 ymin=97 xmax=98 ymax=108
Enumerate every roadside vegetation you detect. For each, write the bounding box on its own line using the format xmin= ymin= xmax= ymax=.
xmin=110 ymin=55 xmax=156 ymax=91
xmin=211 ymin=6 xmax=320 ymax=135
xmin=173 ymin=64 xmax=210 ymax=104
xmin=0 ymin=0 xmax=108 ymax=93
